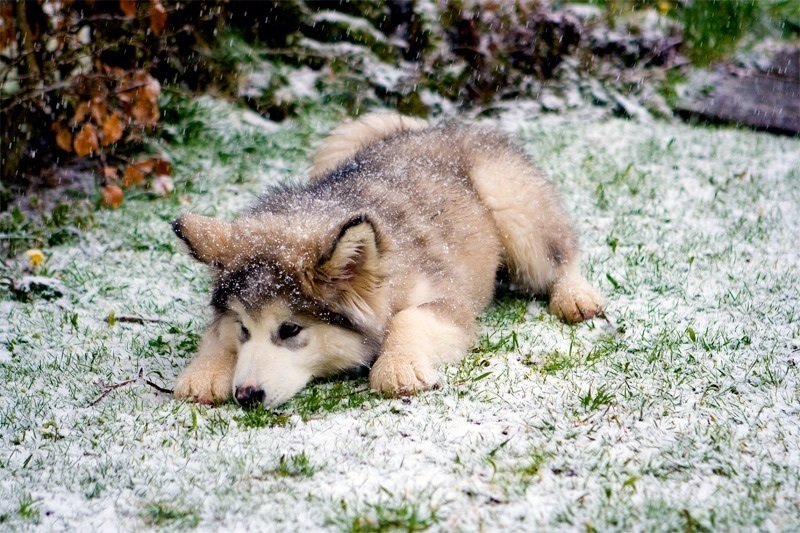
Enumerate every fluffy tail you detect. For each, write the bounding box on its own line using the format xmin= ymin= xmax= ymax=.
xmin=309 ymin=111 xmax=428 ymax=180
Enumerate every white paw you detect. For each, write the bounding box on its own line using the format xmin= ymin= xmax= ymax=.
xmin=549 ymin=275 xmax=605 ymax=324
xmin=174 ymin=360 xmax=233 ymax=404
xmin=369 ymin=353 xmax=439 ymax=397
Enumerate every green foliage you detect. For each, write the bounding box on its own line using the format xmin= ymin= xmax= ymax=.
xmin=579 ymin=385 xmax=615 ymax=411
xmin=234 ymin=405 xmax=291 ymax=429
xmin=519 ymin=450 xmax=555 ymax=478
xmin=0 ymin=202 xmax=94 ymax=258
xmin=142 ymin=502 xmax=200 ymax=528
xmin=681 ymin=0 xmax=761 ymax=64
xmin=17 ymin=493 xmax=40 ymax=523
xmin=576 ymin=0 xmax=799 ymax=64
xmin=286 ymin=380 xmax=375 ymax=420
xmin=334 ymin=501 xmax=439 ymax=533
xmin=269 ymin=452 xmax=318 ymax=478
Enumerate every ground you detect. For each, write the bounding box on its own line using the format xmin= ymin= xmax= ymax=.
xmin=1 ymin=98 xmax=799 ymax=531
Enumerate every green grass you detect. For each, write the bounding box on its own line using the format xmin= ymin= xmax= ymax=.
xmin=1 ymin=100 xmax=798 ymax=531
xmin=579 ymin=384 xmax=615 ymax=412
xmin=269 ymin=452 xmax=318 ymax=478
xmin=333 ymin=501 xmax=439 ymax=533
xmin=234 ymin=405 xmax=291 ymax=429
xmin=142 ymin=502 xmax=200 ymax=529
xmin=288 ymin=380 xmax=376 ymax=420
xmin=16 ymin=493 xmax=40 ymax=524
xmin=0 ymin=201 xmax=95 ymax=259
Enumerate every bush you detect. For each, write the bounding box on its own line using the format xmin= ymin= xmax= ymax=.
xmin=0 ymin=0 xmax=222 ymax=190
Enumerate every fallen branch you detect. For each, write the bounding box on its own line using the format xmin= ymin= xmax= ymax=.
xmin=144 ymin=376 xmax=173 ymax=394
xmin=88 ymin=368 xmax=173 ymax=407
xmin=88 ymin=377 xmax=136 ymax=407
xmin=111 ymin=315 xmax=169 ymax=324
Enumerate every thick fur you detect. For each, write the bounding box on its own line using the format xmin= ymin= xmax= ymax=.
xmin=173 ymin=112 xmax=604 ymax=406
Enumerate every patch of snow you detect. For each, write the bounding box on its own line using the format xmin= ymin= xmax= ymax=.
xmin=311 ymin=11 xmax=389 ymax=45
xmin=2 ymin=101 xmax=799 ymax=531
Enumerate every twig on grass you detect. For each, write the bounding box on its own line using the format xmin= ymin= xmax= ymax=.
xmin=597 ymin=311 xmax=618 ymax=333
xmin=143 ymin=375 xmax=173 ymax=394
xmin=88 ymin=377 xmax=136 ymax=407
xmin=112 ymin=315 xmax=169 ymax=324
xmin=88 ymin=368 xmax=173 ymax=407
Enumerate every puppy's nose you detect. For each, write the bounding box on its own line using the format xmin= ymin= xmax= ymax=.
xmin=235 ymin=385 xmax=265 ymax=408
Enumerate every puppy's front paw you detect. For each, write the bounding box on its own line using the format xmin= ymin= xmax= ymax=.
xmin=549 ymin=275 xmax=605 ymax=324
xmin=174 ymin=360 xmax=233 ymax=404
xmin=369 ymin=353 xmax=439 ymax=397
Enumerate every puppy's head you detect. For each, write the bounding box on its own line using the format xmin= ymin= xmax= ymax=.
xmin=173 ymin=212 xmax=385 ymax=407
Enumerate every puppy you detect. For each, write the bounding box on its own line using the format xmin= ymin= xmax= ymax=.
xmin=172 ymin=112 xmax=603 ymax=407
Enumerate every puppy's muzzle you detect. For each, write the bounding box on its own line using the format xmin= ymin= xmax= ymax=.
xmin=235 ymin=385 xmax=265 ymax=408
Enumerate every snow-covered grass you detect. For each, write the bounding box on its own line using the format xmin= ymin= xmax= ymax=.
xmin=1 ymin=96 xmax=799 ymax=531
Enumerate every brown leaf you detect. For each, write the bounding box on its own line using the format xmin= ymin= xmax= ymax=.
xmin=0 ymin=3 xmax=15 ymax=50
xmin=142 ymin=73 xmax=161 ymax=101
xmin=72 ymin=102 xmax=90 ymax=126
xmin=120 ymin=0 xmax=137 ymax=17
xmin=131 ymin=97 xmax=159 ymax=126
xmin=103 ymin=166 xmax=118 ymax=180
xmin=152 ymin=158 xmax=172 ymax=176
xmin=118 ymin=92 xmax=132 ymax=104
xmin=123 ymin=164 xmax=145 ymax=186
xmin=150 ymin=0 xmax=167 ymax=35
xmin=101 ymin=184 xmax=124 ymax=208
xmin=134 ymin=158 xmax=154 ymax=174
xmin=52 ymin=123 xmax=73 ymax=152
xmin=151 ymin=174 xmax=174 ymax=197
xmin=89 ymin=96 xmax=107 ymax=125
xmin=73 ymin=124 xmax=99 ymax=157
xmin=102 ymin=112 xmax=124 ymax=146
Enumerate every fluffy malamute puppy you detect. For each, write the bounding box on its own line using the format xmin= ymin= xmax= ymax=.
xmin=173 ymin=112 xmax=603 ymax=407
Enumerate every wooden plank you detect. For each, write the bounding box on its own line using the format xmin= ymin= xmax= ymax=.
xmin=676 ymin=49 xmax=800 ymax=135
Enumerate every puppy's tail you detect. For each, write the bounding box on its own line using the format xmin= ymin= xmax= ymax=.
xmin=309 ymin=111 xmax=428 ymax=180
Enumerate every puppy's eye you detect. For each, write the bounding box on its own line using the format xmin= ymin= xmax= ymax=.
xmin=239 ymin=324 xmax=251 ymax=343
xmin=278 ymin=322 xmax=302 ymax=340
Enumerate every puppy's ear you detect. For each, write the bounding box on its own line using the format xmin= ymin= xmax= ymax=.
xmin=310 ymin=215 xmax=384 ymax=304
xmin=172 ymin=213 xmax=234 ymax=267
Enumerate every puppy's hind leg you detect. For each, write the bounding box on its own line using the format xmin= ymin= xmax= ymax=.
xmin=370 ymin=302 xmax=473 ymax=396
xmin=468 ymin=146 xmax=604 ymax=323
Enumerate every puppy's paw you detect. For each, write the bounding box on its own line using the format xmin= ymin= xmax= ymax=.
xmin=174 ymin=361 xmax=233 ymax=404
xmin=549 ymin=275 xmax=605 ymax=324
xmin=369 ymin=353 xmax=439 ymax=397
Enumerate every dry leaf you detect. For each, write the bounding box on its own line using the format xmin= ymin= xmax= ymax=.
xmin=102 ymin=112 xmax=124 ymax=146
xmin=141 ymin=73 xmax=161 ymax=101
xmin=134 ymin=158 xmax=154 ymax=174
xmin=72 ymin=101 xmax=90 ymax=125
xmin=153 ymin=158 xmax=172 ymax=176
xmin=150 ymin=0 xmax=167 ymax=35
xmin=52 ymin=123 xmax=73 ymax=152
xmin=0 ymin=3 xmax=15 ymax=50
xmin=151 ymin=174 xmax=174 ymax=196
xmin=73 ymin=123 xmax=99 ymax=157
xmin=117 ymin=90 xmax=133 ymax=104
xmin=89 ymin=96 xmax=107 ymax=125
xmin=101 ymin=184 xmax=124 ymax=208
xmin=120 ymin=70 xmax=161 ymax=125
xmin=103 ymin=166 xmax=118 ymax=180
xmin=120 ymin=0 xmax=137 ymax=17
xmin=131 ymin=97 xmax=159 ymax=126
xmin=123 ymin=164 xmax=145 ymax=186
